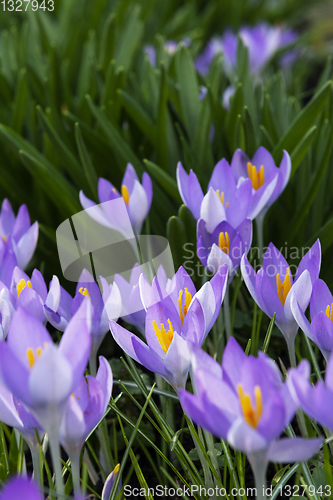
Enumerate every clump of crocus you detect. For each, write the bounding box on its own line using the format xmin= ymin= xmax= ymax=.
xmin=179 ymin=338 xmax=322 ymax=499
xmin=110 ymin=265 xmax=228 ymax=391
xmin=0 ymin=199 xmax=38 ymax=287
xmin=0 ymin=300 xmax=92 ymax=495
xmin=241 ymin=240 xmax=321 ymax=366
xmin=60 ymin=356 xmax=113 ymax=497
xmin=80 ymin=164 xmax=152 ymax=237
xmin=195 ymin=23 xmax=298 ymax=76
xmin=291 ymin=278 xmax=333 ymax=361
xmin=45 ymin=269 xmax=121 ymax=372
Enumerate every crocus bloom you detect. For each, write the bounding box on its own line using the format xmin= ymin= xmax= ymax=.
xmin=0 ymin=382 xmax=44 ymax=453
xmin=111 ymin=265 xmax=228 ymax=391
xmin=179 ymin=338 xmax=322 ymax=493
xmin=0 ymin=300 xmax=91 ymax=439
xmin=45 ymin=269 xmax=121 ymax=364
xmin=196 ymin=23 xmax=298 ymax=76
xmin=241 ymin=240 xmax=321 ymax=365
xmin=60 ymin=356 xmax=113 ymax=496
xmin=291 ymin=278 xmax=333 ymax=361
xmin=0 ymin=477 xmax=43 ymax=500
xmin=102 ymin=464 xmax=122 ymax=500
xmin=113 ymin=263 xmax=147 ymax=334
xmin=231 ymin=147 xmax=291 ymax=224
xmin=80 ymin=164 xmax=153 ymax=236
xmin=197 ymin=218 xmax=252 ymax=281
xmin=177 ymin=152 xmax=280 ymax=228
xmin=0 ymin=199 xmax=39 ymax=287
xmin=289 ymin=354 xmax=333 ymax=431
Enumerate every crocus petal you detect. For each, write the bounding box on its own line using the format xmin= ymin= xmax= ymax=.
xmin=0 ymin=199 xmax=15 ymax=236
xmin=0 ymin=477 xmax=43 ymax=500
xmin=207 ymin=243 xmax=231 ymax=275
xmin=79 ymin=191 xmax=114 ymax=228
xmin=96 ymin=356 xmax=113 ymax=411
xmin=110 ymin=320 xmax=142 ymax=364
xmin=222 ymin=336 xmax=246 ymax=388
xmin=200 ymin=188 xmax=226 ymax=233
xmin=310 ymin=278 xmax=333 ymax=319
xmin=12 ymin=204 xmax=31 ymax=242
xmin=295 ymin=239 xmax=321 ymax=285
xmin=132 ymin=336 xmax=168 ymax=376
xmin=267 ymin=437 xmax=322 ymax=463
xmin=29 ymin=344 xmax=73 ymax=407
xmin=241 ymin=255 xmax=261 ymax=307
xmin=311 ymin=312 xmax=333 ymax=353
xmin=227 ymin=418 xmax=268 ymax=454
xmin=59 ymin=299 xmax=91 ymax=391
xmin=290 ymin=293 xmax=314 ymax=341
xmin=163 ymin=332 xmax=191 ymax=390
xmin=284 ymin=270 xmax=312 ymax=324
xmin=14 ymin=221 xmax=39 ymax=270
xmin=142 ymin=172 xmax=153 ymax=210
xmin=128 ymin=180 xmax=148 ymax=234
xmin=0 ymin=343 xmax=32 ymax=406
xmin=179 ymin=389 xmax=222 ymax=436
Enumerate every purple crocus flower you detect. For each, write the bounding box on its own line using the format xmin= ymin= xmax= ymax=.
xmin=113 ymin=263 xmax=147 ymax=334
xmin=102 ymin=464 xmax=121 ymax=500
xmin=110 ymin=265 xmax=228 ymax=391
xmin=45 ymin=269 xmax=121 ymax=367
xmin=231 ymin=147 xmax=291 ymax=224
xmin=60 ymin=356 xmax=113 ymax=496
xmin=0 ymin=199 xmax=39 ymax=287
xmin=289 ymin=354 xmax=333 ymax=431
xmin=291 ymin=278 xmax=333 ymax=361
xmin=80 ymin=164 xmax=153 ymax=236
xmin=0 ymin=477 xmax=43 ymax=500
xmin=196 ymin=23 xmax=298 ymax=77
xmin=197 ymin=218 xmax=252 ymax=281
xmin=8 ymin=267 xmax=48 ymax=323
xmin=177 ymin=151 xmax=281 ymax=228
xmin=241 ymin=240 xmax=321 ymax=365
xmin=0 ymin=301 xmax=91 ymax=494
xmin=179 ymin=338 xmax=322 ymax=494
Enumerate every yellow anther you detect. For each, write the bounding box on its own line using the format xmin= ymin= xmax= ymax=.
xmin=178 ymin=288 xmax=192 ymax=324
xmin=218 ymin=232 xmax=230 ymax=255
xmin=215 ymin=190 xmax=230 ymax=207
xmin=112 ymin=463 xmax=120 ymax=476
xmin=112 ymin=187 xmax=117 ymax=193
xmin=79 ymin=287 xmax=90 ymax=298
xmin=326 ymin=303 xmax=333 ymax=322
xmin=121 ymin=184 xmax=130 ymax=205
xmin=2 ymin=236 xmax=6 ymax=242
xmin=247 ymin=162 xmax=265 ymax=191
xmin=276 ymin=268 xmax=291 ymax=306
xmin=17 ymin=279 xmax=33 ymax=297
xmin=238 ymin=384 xmax=263 ymax=429
xmin=27 ymin=348 xmax=35 ymax=369
xmin=152 ymin=319 xmax=174 ymax=354
xmin=26 ymin=346 xmax=44 ymax=369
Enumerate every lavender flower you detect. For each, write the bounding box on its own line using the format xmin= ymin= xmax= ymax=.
xmin=110 ymin=265 xmax=228 ymax=391
xmin=291 ymin=278 xmax=333 ymax=361
xmin=80 ymin=164 xmax=153 ymax=237
xmin=0 ymin=200 xmax=38 ymax=287
xmin=179 ymin=338 xmax=322 ymax=495
xmin=241 ymin=240 xmax=321 ymax=365
xmin=0 ymin=477 xmax=43 ymax=500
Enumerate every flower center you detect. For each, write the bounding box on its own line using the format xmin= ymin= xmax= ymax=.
xmin=247 ymin=163 xmax=264 ymax=190
xmin=79 ymin=287 xmax=90 ymax=298
xmin=216 ymin=190 xmax=230 ymax=207
xmin=26 ymin=346 xmax=44 ymax=369
xmin=152 ymin=319 xmax=174 ymax=354
xmin=276 ymin=268 xmax=291 ymax=306
xmin=17 ymin=279 xmax=33 ymax=297
xmin=218 ymin=232 xmax=230 ymax=254
xmin=178 ymin=288 xmax=192 ymax=324
xmin=326 ymin=304 xmax=333 ymax=322
xmin=121 ymin=184 xmax=130 ymax=205
xmin=238 ymin=384 xmax=263 ymax=429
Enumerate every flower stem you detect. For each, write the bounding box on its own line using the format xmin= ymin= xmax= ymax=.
xmin=31 ymin=443 xmax=41 ymax=487
xmin=248 ymin=452 xmax=268 ymax=500
xmin=255 ymin=214 xmax=264 ymax=265
xmin=70 ymin=451 xmax=81 ymax=498
xmin=48 ymin=430 xmax=64 ymax=495
xmin=287 ymin=338 xmax=296 ymax=368
xmin=223 ymin=284 xmax=232 ymax=340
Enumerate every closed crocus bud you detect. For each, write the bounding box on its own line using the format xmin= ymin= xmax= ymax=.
xmin=102 ymin=463 xmax=122 ymax=500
